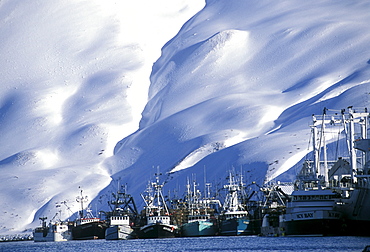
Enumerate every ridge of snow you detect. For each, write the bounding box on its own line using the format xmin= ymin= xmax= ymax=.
xmin=0 ymin=0 xmax=204 ymax=233
xmin=112 ymin=0 xmax=370 ymax=214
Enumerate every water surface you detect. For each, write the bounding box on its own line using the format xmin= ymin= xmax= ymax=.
xmin=1 ymin=236 xmax=369 ymax=252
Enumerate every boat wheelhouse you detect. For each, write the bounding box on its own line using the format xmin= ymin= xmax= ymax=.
xmin=33 ymin=217 xmax=72 ymax=242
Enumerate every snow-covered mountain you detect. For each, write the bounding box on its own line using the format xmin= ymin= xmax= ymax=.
xmin=110 ymin=0 xmax=370 ymax=208
xmin=1 ymin=0 xmax=370 ymax=233
xmin=0 ymin=0 xmax=204 ymax=233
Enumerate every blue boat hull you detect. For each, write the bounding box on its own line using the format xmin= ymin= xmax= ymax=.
xmin=181 ymin=220 xmax=218 ymax=237
xmin=219 ymin=217 xmax=253 ymax=236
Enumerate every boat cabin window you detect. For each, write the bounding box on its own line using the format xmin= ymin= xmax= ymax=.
xmin=226 ymin=213 xmax=246 ymax=218
xmin=293 ymin=194 xmax=339 ymax=201
xmin=112 ymin=216 xmax=128 ymax=221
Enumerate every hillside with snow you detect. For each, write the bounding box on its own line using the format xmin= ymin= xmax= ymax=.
xmin=1 ymin=0 xmax=370 ymax=233
xmin=0 ymin=0 xmax=204 ymax=233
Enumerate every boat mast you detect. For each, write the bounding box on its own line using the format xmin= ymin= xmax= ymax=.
xmin=312 ymin=108 xmax=331 ymax=186
xmin=193 ymin=178 xmax=197 ymax=214
xmin=348 ymin=107 xmax=357 ymax=183
xmin=76 ymin=187 xmax=88 ymax=219
xmin=152 ymin=167 xmax=170 ymax=215
xmin=186 ymin=177 xmax=192 ymax=214
xmin=312 ymin=115 xmax=320 ymax=176
xmin=155 ymin=171 xmax=161 ymax=215
xmin=360 ymin=108 xmax=369 ymax=168
xmin=322 ymin=110 xmax=329 ymax=186
xmin=349 ymin=107 xmax=370 ymax=174
xmin=223 ymin=172 xmax=241 ymax=212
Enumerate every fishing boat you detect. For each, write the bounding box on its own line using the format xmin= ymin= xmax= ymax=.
xmin=71 ymin=188 xmax=108 ymax=240
xmin=180 ymin=179 xmax=219 ymax=237
xmin=105 ymin=215 xmax=134 ymax=240
xmin=280 ymin=107 xmax=370 ymax=236
xmin=218 ymin=172 xmax=253 ymax=236
xmin=137 ymin=172 xmax=178 ymax=239
xmin=279 ymin=109 xmax=347 ymax=236
xmin=33 ymin=217 xmax=72 ymax=242
xmin=279 ymin=167 xmax=344 ymax=236
xmin=105 ymin=186 xmax=139 ymax=240
xmin=334 ymin=107 xmax=370 ymax=236
xmin=260 ymin=183 xmax=290 ymax=236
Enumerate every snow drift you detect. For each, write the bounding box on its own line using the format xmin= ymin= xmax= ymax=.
xmin=111 ymin=0 xmax=370 ymax=215
xmin=0 ymin=0 xmax=204 ymax=233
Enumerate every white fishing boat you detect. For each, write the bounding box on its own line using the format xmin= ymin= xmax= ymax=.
xmin=335 ymin=107 xmax=370 ymax=236
xmin=105 ymin=215 xmax=134 ymax=240
xmin=280 ymin=107 xmax=370 ymax=236
xmin=105 ymin=186 xmax=138 ymax=240
xmin=33 ymin=217 xmax=72 ymax=242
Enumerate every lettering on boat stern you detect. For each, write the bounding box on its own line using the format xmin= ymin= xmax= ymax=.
xmin=296 ymin=213 xmax=314 ymax=219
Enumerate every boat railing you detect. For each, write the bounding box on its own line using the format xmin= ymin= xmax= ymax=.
xmin=76 ymin=217 xmax=101 ymax=225
xmin=292 ymin=194 xmax=341 ymax=201
xmin=147 ymin=215 xmax=171 ymax=225
xmin=223 ymin=211 xmax=248 ymax=219
xmin=110 ymin=215 xmax=130 ymax=225
xmin=188 ymin=214 xmax=210 ymax=222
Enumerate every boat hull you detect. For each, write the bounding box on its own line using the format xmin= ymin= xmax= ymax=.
xmin=137 ymin=223 xmax=177 ymax=239
xmin=33 ymin=230 xmax=72 ymax=242
xmin=181 ymin=220 xmax=218 ymax=237
xmin=105 ymin=225 xmax=134 ymax=240
xmin=340 ymin=187 xmax=370 ymax=236
xmin=219 ymin=217 xmax=253 ymax=236
xmin=343 ymin=219 xmax=370 ymax=236
xmin=280 ymin=210 xmax=344 ymax=236
xmin=72 ymin=221 xmax=108 ymax=240
xmin=33 ymin=224 xmax=72 ymax=242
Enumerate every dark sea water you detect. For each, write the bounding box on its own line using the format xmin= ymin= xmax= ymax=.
xmin=1 ymin=236 xmax=369 ymax=252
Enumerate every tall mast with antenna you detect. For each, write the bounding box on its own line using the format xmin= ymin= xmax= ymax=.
xmin=76 ymin=187 xmax=88 ymax=219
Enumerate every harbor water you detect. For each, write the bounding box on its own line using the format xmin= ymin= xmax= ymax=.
xmin=1 ymin=236 xmax=370 ymax=252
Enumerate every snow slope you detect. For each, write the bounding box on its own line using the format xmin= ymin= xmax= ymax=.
xmin=1 ymin=0 xmax=370 ymax=233
xmin=0 ymin=0 xmax=204 ymax=233
xmin=110 ymin=0 xmax=370 ymax=213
